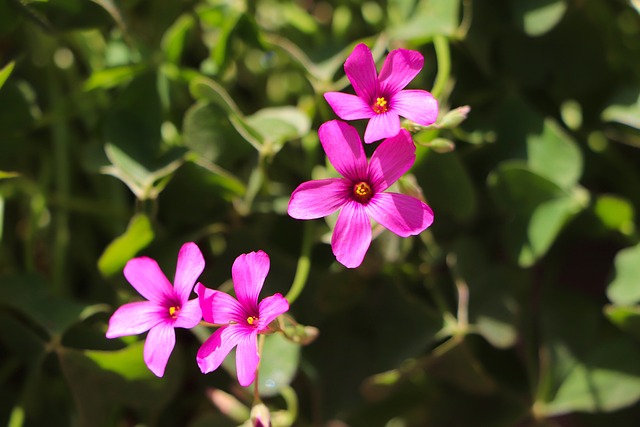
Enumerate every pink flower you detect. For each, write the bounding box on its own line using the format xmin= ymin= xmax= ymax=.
xmin=288 ymin=120 xmax=434 ymax=268
xmin=106 ymin=242 xmax=205 ymax=377
xmin=196 ymin=251 xmax=289 ymax=387
xmin=324 ymin=43 xmax=438 ymax=144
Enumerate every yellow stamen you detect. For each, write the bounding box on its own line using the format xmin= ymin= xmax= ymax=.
xmin=373 ymin=97 xmax=388 ymax=114
xmin=353 ymin=181 xmax=374 ymax=203
xmin=169 ymin=306 xmax=180 ymax=318
xmin=247 ymin=316 xmax=258 ymax=325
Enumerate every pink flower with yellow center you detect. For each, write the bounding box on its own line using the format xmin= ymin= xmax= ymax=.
xmin=324 ymin=43 xmax=439 ymax=144
xmin=106 ymin=242 xmax=205 ymax=377
xmin=288 ymin=120 xmax=434 ymax=268
xmin=196 ymin=251 xmax=289 ymax=387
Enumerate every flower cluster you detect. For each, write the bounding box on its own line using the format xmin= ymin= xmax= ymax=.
xmin=105 ymin=43 xmax=437 ymax=400
xmin=288 ymin=43 xmax=437 ymax=268
xmin=107 ymin=242 xmax=289 ymax=386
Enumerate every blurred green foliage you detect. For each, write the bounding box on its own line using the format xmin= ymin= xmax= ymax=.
xmin=1 ymin=0 xmax=640 ymax=426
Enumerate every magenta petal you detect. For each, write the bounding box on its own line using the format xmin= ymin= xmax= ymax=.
xmin=288 ymin=178 xmax=349 ymax=220
xmin=392 ymin=90 xmax=439 ymax=126
xmin=106 ymin=300 xmax=163 ymax=338
xmin=366 ymin=192 xmax=434 ymax=237
xmin=196 ymin=325 xmax=243 ymax=374
xmin=364 ymin=112 xmax=400 ymax=144
xmin=173 ymin=242 xmax=205 ymax=303
xmin=173 ymin=297 xmax=202 ymax=329
xmin=235 ymin=330 xmax=260 ymax=387
xmin=144 ymin=322 xmax=176 ymax=377
xmin=332 ymin=202 xmax=372 ymax=268
xmin=319 ymin=120 xmax=368 ymax=180
xmin=123 ymin=257 xmax=173 ymax=303
xmin=257 ymin=293 xmax=289 ymax=331
xmin=232 ymin=251 xmax=270 ymax=312
xmin=378 ymin=49 xmax=424 ymax=95
xmin=324 ymin=92 xmax=373 ymax=121
xmin=196 ymin=284 xmax=245 ymax=325
xmin=368 ymin=129 xmax=416 ymax=192
xmin=344 ymin=43 xmax=378 ymax=102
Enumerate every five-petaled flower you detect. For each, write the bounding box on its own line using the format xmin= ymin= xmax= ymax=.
xmin=106 ymin=242 xmax=205 ymax=377
xmin=287 ymin=120 xmax=434 ymax=268
xmin=196 ymin=250 xmax=290 ymax=387
xmin=324 ymin=43 xmax=439 ymax=144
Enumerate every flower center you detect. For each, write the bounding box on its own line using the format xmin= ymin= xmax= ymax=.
xmin=353 ymin=181 xmax=374 ymax=203
xmin=372 ymin=97 xmax=388 ymax=114
xmin=168 ymin=305 xmax=180 ymax=319
xmin=247 ymin=315 xmax=259 ymax=326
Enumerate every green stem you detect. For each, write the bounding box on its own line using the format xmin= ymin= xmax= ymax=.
xmin=431 ymin=35 xmax=451 ymax=101
xmin=50 ymin=71 xmax=70 ymax=296
xmin=284 ymin=220 xmax=313 ymax=305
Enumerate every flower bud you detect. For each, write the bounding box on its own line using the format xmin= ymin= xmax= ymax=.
xmin=251 ymin=402 xmax=271 ymax=427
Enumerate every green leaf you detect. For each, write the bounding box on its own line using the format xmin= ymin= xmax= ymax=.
xmin=84 ymin=64 xmax=147 ymax=91
xmin=538 ymin=337 xmax=640 ymax=416
xmin=183 ymin=101 xmax=252 ymax=165
xmin=0 ymin=60 xmax=15 ymax=90
xmin=161 ymin=14 xmax=195 ymax=64
xmin=245 ymin=106 xmax=311 ymax=151
xmin=97 ymin=214 xmax=154 ymax=277
xmin=189 ymin=76 xmax=264 ymax=149
xmin=601 ymin=86 xmax=640 ymax=130
xmin=0 ymin=275 xmax=91 ymax=337
xmin=512 ymin=0 xmax=568 ymax=37
xmin=388 ymin=0 xmax=461 ymax=41
xmin=527 ymin=118 xmax=583 ymax=190
xmin=417 ymin=150 xmax=478 ymax=223
xmin=58 ymin=342 xmax=181 ymax=426
xmin=0 ymin=170 xmax=19 ymax=180
xmin=489 ymin=162 xmax=588 ymax=267
xmin=594 ymin=194 xmax=635 ymax=235
xmin=607 ymin=243 xmax=640 ymax=305
xmin=605 ymin=305 xmax=640 ymax=341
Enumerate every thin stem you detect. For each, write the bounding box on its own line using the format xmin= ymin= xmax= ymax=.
xmin=284 ymin=220 xmax=313 ymax=305
xmin=50 ymin=71 xmax=70 ymax=296
xmin=254 ymin=334 xmax=266 ymax=402
xmin=431 ymin=35 xmax=451 ymax=101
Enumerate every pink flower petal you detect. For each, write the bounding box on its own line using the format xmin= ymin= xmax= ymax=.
xmin=196 ymin=284 xmax=245 ymax=325
xmin=364 ymin=111 xmax=400 ymax=144
xmin=344 ymin=43 xmax=378 ymax=102
xmin=319 ymin=120 xmax=368 ymax=180
xmin=368 ymin=129 xmax=416 ymax=192
xmin=392 ymin=90 xmax=439 ymax=126
xmin=379 ymin=49 xmax=424 ymax=95
xmin=123 ymin=257 xmax=174 ymax=304
xmin=332 ymin=201 xmax=372 ymax=268
xmin=173 ymin=297 xmax=203 ymax=329
xmin=257 ymin=293 xmax=289 ymax=332
xmin=235 ymin=330 xmax=260 ymax=387
xmin=196 ymin=325 xmax=244 ymax=374
xmin=324 ymin=92 xmax=373 ymax=120
xmin=232 ymin=251 xmax=270 ymax=312
xmin=366 ymin=192 xmax=434 ymax=237
xmin=144 ymin=322 xmax=176 ymax=377
xmin=106 ymin=300 xmax=163 ymax=338
xmin=173 ymin=242 xmax=205 ymax=303
xmin=288 ymin=178 xmax=350 ymax=220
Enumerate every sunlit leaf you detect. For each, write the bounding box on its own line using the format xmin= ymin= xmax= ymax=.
xmin=594 ymin=194 xmax=635 ymax=235
xmin=607 ymin=243 xmax=640 ymax=305
xmin=512 ymin=0 xmax=568 ymax=36
xmin=97 ymin=214 xmax=154 ymax=277
xmin=527 ymin=118 xmax=583 ymax=190
xmin=0 ymin=60 xmax=15 ymax=90
xmin=602 ymin=86 xmax=640 ymax=130
xmin=388 ymin=0 xmax=460 ymax=40
xmin=605 ymin=305 xmax=640 ymax=341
